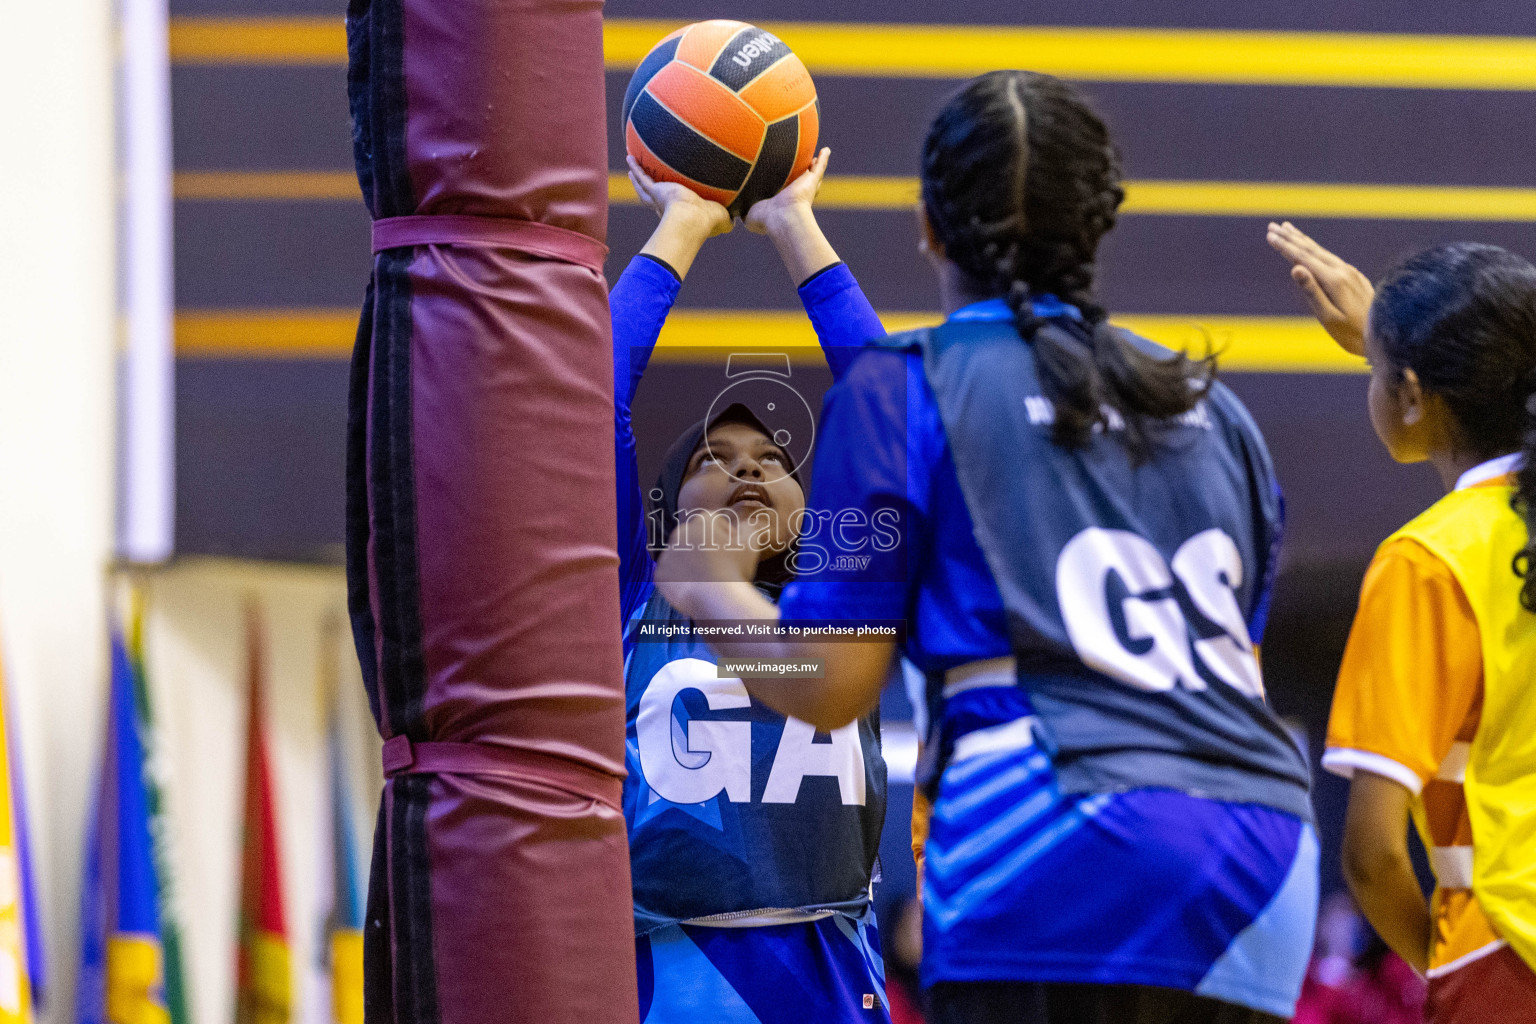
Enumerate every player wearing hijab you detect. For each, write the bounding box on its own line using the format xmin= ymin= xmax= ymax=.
xmin=658 ymin=72 xmax=1317 ymax=1024
xmin=612 ymin=152 xmax=892 ymax=1023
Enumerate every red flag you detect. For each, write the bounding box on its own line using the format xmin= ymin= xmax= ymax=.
xmin=235 ymin=604 xmax=290 ymax=1024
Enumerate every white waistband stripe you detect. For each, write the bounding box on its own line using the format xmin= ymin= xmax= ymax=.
xmin=942 ymin=656 xmax=1017 ymax=698
xmin=952 ymin=717 xmax=1040 ymax=763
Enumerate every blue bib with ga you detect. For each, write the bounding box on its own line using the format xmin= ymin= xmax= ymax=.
xmin=623 ymin=589 xmax=888 ymax=935
xmin=889 ymin=303 xmax=1311 ymax=820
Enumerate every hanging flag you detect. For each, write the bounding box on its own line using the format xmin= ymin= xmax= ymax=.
xmin=304 ymin=616 xmax=365 ymax=1024
xmin=235 ymin=604 xmax=292 ymax=1024
xmin=325 ymin=710 xmax=364 ymax=1024
xmin=9 ymin=687 xmax=45 ymax=1016
xmin=125 ymin=596 xmax=189 ymax=1024
xmin=78 ymin=628 xmax=177 ymax=1024
xmin=322 ymin=611 xmax=365 ymax=1024
xmin=0 ymin=648 xmax=35 ymax=1023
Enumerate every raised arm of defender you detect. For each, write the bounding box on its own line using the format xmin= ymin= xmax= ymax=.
xmin=1266 ymin=220 xmax=1375 ymax=356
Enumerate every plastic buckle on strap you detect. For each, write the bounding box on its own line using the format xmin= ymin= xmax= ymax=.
xmin=382 ymin=734 xmax=415 ymax=774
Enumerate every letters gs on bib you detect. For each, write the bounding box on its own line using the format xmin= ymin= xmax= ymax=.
xmin=636 ymin=658 xmax=867 ymax=808
xmin=1058 ymin=528 xmax=1264 ymax=699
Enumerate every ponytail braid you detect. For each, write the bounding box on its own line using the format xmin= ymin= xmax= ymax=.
xmin=1513 ymin=390 xmax=1536 ymax=611
xmin=922 ymin=70 xmax=1214 ymax=455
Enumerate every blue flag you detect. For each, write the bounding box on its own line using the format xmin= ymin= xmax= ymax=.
xmin=326 ymin=697 xmax=365 ymax=1024
xmin=8 ymin=682 xmax=43 ymax=1012
xmin=78 ymin=629 xmax=182 ymax=1024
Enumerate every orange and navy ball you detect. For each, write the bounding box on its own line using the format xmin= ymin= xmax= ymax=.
xmin=623 ymin=21 xmax=820 ymax=218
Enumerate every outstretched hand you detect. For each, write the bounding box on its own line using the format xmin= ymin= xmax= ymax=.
xmin=629 ymin=156 xmax=733 ymax=238
xmin=1266 ymin=221 xmax=1374 ymax=357
xmin=745 ymin=147 xmax=831 ymax=235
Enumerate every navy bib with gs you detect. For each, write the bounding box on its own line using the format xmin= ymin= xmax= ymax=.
xmin=889 ymin=306 xmax=1311 ymax=820
xmin=623 ymin=589 xmax=888 ymax=934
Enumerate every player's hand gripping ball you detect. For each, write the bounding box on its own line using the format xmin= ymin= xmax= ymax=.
xmin=623 ymin=21 xmax=820 ymax=219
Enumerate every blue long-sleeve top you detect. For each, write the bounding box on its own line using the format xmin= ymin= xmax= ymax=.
xmin=611 ymin=255 xmax=887 ymax=625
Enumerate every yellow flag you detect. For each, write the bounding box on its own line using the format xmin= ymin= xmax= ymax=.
xmin=106 ymin=936 xmax=169 ymax=1024
xmin=330 ymin=931 xmax=362 ymax=1024
xmin=0 ymin=660 xmax=31 ymax=1024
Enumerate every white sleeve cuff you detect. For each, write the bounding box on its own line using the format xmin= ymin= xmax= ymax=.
xmin=1321 ymin=748 xmax=1425 ymax=796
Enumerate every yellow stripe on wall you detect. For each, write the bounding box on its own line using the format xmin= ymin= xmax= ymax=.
xmin=175 ymin=308 xmax=1363 ymax=372
xmin=1124 ymin=180 xmax=1536 ymax=221
xmin=608 ymin=173 xmax=918 ymax=211
xmin=611 ymin=173 xmax=1536 ymax=221
xmin=175 ymin=171 xmax=360 ymax=201
xmin=1114 ymin=314 xmax=1363 ymax=373
xmin=176 ymin=310 xmax=359 ymax=357
xmin=645 ymin=311 xmax=936 ymax=362
xmin=650 ymin=311 xmax=1363 ymax=373
xmin=170 ymin=17 xmax=343 ymax=64
xmin=168 ymin=16 xmax=1536 ymax=91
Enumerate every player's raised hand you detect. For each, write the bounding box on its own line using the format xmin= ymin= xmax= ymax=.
xmin=632 ymin=156 xmax=731 ymax=279
xmin=745 ymin=147 xmax=831 ymax=236
xmin=1266 ymin=221 xmax=1374 ymax=357
xmin=629 ymin=156 xmax=733 ymax=238
xmin=744 ymin=149 xmax=840 ymax=285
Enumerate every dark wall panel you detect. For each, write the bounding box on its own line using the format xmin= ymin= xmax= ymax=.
xmin=613 ymin=209 xmax=1536 ymax=316
xmin=176 ymin=358 xmax=349 ymax=562
xmin=170 ymin=0 xmax=1536 ymax=36
xmin=175 ymin=199 xmax=370 ymax=308
xmin=601 ymin=0 xmax=1536 ymax=35
xmin=174 ymin=66 xmax=353 ymax=170
xmin=1096 ymin=217 xmax=1536 ymax=315
xmin=1225 ymin=374 xmax=1442 ymax=559
xmin=175 ymin=200 xmax=1536 ymax=316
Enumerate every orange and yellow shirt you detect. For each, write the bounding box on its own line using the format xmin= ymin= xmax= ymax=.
xmin=1324 ymin=456 xmax=1523 ymax=978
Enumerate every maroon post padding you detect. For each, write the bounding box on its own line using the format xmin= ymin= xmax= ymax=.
xmin=347 ymin=0 xmax=637 ymax=1020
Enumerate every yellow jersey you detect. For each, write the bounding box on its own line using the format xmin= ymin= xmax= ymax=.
xmin=1325 ymin=463 xmax=1536 ymax=978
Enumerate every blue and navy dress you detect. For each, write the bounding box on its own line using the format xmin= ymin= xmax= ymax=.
xmin=611 ymin=255 xmax=892 ymax=1024
xmin=779 ymin=298 xmax=1319 ymax=1018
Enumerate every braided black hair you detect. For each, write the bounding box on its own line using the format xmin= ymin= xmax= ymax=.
xmin=1370 ymin=242 xmax=1536 ymax=612
xmin=921 ymin=70 xmax=1214 ymax=454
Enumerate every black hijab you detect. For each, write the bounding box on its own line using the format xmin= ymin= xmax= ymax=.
xmin=648 ymin=402 xmax=803 ymax=588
